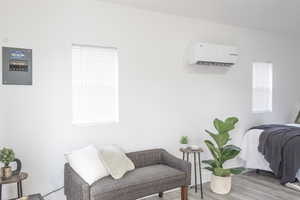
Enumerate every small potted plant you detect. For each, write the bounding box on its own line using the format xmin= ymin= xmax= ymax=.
xmin=0 ymin=147 xmax=16 ymax=179
xmin=180 ymin=136 xmax=189 ymax=149
xmin=202 ymin=117 xmax=245 ymax=194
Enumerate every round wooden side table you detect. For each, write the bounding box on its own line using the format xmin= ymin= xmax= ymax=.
xmin=180 ymin=147 xmax=204 ymax=199
xmin=0 ymin=172 xmax=28 ymax=200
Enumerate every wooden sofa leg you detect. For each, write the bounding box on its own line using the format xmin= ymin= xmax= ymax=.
xmin=158 ymin=192 xmax=163 ymax=198
xmin=181 ymin=186 xmax=188 ymax=200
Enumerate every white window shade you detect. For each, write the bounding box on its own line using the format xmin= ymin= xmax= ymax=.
xmin=72 ymin=45 xmax=119 ymax=124
xmin=252 ymin=62 xmax=273 ymax=113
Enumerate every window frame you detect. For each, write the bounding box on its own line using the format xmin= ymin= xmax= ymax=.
xmin=252 ymin=62 xmax=273 ymax=114
xmin=71 ymin=44 xmax=119 ymax=125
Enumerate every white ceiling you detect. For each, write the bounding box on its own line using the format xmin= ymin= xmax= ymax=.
xmin=98 ymin=0 xmax=300 ymax=37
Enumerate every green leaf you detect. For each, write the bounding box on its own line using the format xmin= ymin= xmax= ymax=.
xmin=0 ymin=148 xmax=15 ymax=166
xmin=225 ymin=117 xmax=239 ymax=126
xmin=180 ymin=136 xmax=188 ymax=144
xmin=213 ymin=119 xmax=224 ymax=133
xmin=204 ymin=140 xmax=221 ymax=162
xmin=202 ymin=159 xmax=218 ymax=168
xmin=204 ymin=167 xmax=214 ymax=172
xmin=215 ymin=132 xmax=230 ymax=147
xmin=206 ymin=130 xmax=230 ymax=148
xmin=229 ymin=167 xmax=245 ymax=175
xmin=221 ymin=145 xmax=241 ymax=162
xmin=213 ymin=168 xmax=231 ymax=177
xmin=205 ymin=130 xmax=221 ymax=147
xmin=213 ymin=119 xmax=235 ymax=134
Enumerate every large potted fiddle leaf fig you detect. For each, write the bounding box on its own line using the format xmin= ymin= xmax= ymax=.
xmin=203 ymin=117 xmax=245 ymax=194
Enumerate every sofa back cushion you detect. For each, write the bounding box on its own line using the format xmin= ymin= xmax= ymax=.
xmin=126 ymin=149 xmax=163 ymax=168
xmin=65 ymin=145 xmax=109 ymax=185
xmin=99 ymin=145 xmax=135 ymax=179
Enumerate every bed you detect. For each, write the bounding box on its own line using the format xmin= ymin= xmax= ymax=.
xmin=240 ymin=123 xmax=300 ymax=182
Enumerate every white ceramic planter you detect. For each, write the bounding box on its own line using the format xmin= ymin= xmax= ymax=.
xmin=210 ymin=174 xmax=232 ymax=194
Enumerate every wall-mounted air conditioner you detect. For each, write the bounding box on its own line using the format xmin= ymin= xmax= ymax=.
xmin=188 ymin=42 xmax=238 ymax=67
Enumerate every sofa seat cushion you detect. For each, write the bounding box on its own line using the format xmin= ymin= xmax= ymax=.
xmin=90 ymin=164 xmax=186 ymax=200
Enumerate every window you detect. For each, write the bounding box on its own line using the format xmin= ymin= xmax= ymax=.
xmin=252 ymin=62 xmax=273 ymax=113
xmin=72 ymin=45 xmax=119 ymax=124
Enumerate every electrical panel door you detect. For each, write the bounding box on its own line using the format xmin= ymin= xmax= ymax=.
xmin=2 ymin=47 xmax=32 ymax=85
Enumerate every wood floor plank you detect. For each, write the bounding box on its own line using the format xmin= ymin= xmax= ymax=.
xmin=143 ymin=172 xmax=300 ymax=200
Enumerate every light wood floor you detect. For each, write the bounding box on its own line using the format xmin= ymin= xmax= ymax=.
xmin=142 ymin=171 xmax=300 ymax=200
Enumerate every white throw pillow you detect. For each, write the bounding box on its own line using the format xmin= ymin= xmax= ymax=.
xmin=65 ymin=145 xmax=109 ymax=185
xmin=99 ymin=145 xmax=135 ymax=179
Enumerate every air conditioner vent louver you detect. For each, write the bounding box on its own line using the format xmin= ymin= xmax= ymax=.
xmin=195 ymin=61 xmax=234 ymax=67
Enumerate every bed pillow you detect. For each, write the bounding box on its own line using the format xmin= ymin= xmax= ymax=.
xmin=99 ymin=145 xmax=135 ymax=179
xmin=65 ymin=145 xmax=109 ymax=185
xmin=295 ymin=111 xmax=300 ymax=124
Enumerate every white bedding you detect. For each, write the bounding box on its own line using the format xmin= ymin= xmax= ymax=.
xmin=240 ymin=124 xmax=300 ymax=180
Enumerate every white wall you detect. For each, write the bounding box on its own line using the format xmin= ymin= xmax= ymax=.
xmin=1 ymin=0 xmax=300 ymax=199
xmin=0 ymin=100 xmax=3 ymax=147
xmin=0 ymin=51 xmax=5 ymax=147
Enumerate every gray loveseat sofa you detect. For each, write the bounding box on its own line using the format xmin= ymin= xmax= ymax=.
xmin=64 ymin=149 xmax=191 ymax=200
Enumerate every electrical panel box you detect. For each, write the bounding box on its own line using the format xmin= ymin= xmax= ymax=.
xmin=2 ymin=47 xmax=32 ymax=85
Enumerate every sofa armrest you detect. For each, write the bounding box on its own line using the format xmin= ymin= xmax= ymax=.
xmin=161 ymin=150 xmax=191 ymax=186
xmin=64 ymin=163 xmax=90 ymax=200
